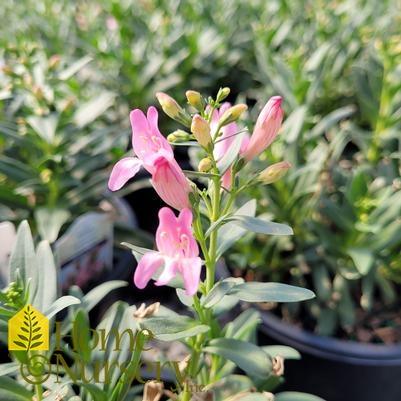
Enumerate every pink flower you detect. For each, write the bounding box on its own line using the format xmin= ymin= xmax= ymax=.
xmin=108 ymin=106 xmax=173 ymax=191
xmin=241 ymin=96 xmax=283 ymax=161
xmin=151 ymin=155 xmax=192 ymax=210
xmin=134 ymin=207 xmax=202 ymax=296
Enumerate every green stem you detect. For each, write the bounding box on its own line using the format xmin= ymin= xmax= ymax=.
xmin=205 ymin=174 xmax=221 ymax=292
xmin=28 ymin=351 xmax=43 ymax=401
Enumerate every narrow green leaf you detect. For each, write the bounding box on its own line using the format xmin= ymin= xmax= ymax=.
xmin=58 ymin=55 xmax=93 ymax=80
xmin=216 ymin=200 xmax=256 ymax=257
xmin=202 ymin=278 xmax=244 ymax=308
xmin=275 ymin=392 xmax=326 ymax=401
xmin=229 ymin=215 xmax=293 ymax=236
xmin=262 ymin=345 xmax=301 ymax=360
xmin=122 ymin=242 xmax=153 ymax=263
xmin=308 ymin=106 xmax=355 ymax=139
xmin=228 ymin=282 xmax=315 ymax=303
xmin=34 ymin=208 xmax=71 ymax=243
xmin=0 ymin=361 xmax=20 ymax=376
xmin=44 ymin=296 xmax=81 ymax=320
xmin=281 ymin=106 xmax=307 ymax=143
xmin=27 ymin=114 xmax=58 ymax=143
xmin=347 ymin=247 xmax=374 ymax=275
xmin=140 ymin=316 xmax=209 ymax=341
xmin=204 ymin=338 xmax=271 ymax=379
xmin=9 ymin=221 xmax=37 ymax=288
xmin=0 ymin=376 xmax=32 ymax=400
xmin=73 ymin=92 xmax=116 ymax=128
xmin=81 ymin=280 xmax=128 ymax=313
xmin=33 ymin=240 xmax=58 ymax=312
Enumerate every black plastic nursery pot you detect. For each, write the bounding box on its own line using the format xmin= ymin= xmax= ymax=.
xmin=259 ymin=311 xmax=401 ymax=401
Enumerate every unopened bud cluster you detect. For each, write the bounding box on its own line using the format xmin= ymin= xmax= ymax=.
xmin=155 ymin=88 xmax=288 ymax=189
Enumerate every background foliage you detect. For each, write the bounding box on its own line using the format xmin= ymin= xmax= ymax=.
xmin=1 ymin=0 xmax=400 ymax=338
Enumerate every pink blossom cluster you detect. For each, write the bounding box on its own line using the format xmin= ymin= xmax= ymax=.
xmin=108 ymin=96 xmax=283 ymax=295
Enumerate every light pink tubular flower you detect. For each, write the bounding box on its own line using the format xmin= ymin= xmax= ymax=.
xmin=212 ymin=103 xmax=249 ymax=189
xmin=108 ymin=106 xmax=173 ymax=191
xmin=241 ymin=96 xmax=284 ymax=161
xmin=151 ymin=155 xmax=192 ymax=210
xmin=134 ymin=207 xmax=202 ymax=296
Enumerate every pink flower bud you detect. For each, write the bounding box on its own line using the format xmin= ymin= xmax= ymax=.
xmin=241 ymin=96 xmax=283 ymax=161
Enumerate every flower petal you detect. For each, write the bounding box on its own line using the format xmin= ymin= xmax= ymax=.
xmin=151 ymin=156 xmax=192 ymax=210
xmin=108 ymin=157 xmax=142 ymax=191
xmin=180 ymin=257 xmax=202 ymax=296
xmin=154 ymin=257 xmax=178 ymax=286
xmin=134 ymin=252 xmax=165 ymax=289
xmin=130 ymin=107 xmax=173 ymax=166
xmin=177 ymin=208 xmax=199 ymax=257
xmin=156 ymin=207 xmax=179 ymax=255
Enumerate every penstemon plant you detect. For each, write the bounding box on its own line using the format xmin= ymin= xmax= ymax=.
xmin=108 ymin=88 xmax=320 ymax=401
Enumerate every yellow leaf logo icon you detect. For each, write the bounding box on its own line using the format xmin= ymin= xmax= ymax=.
xmin=8 ymin=305 xmax=49 ymax=351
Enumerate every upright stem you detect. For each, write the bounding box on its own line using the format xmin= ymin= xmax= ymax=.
xmin=28 ymin=351 xmax=43 ymax=401
xmin=181 ymin=167 xmax=222 ymax=401
xmin=205 ymin=173 xmax=221 ymax=292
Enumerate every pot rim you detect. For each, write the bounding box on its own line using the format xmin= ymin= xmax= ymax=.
xmin=259 ymin=309 xmax=401 ymax=366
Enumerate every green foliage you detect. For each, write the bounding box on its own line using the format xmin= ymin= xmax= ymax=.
xmin=0 ymin=45 xmax=127 ymax=241
xmin=0 ymin=221 xmax=139 ymax=401
xmin=0 ymin=0 xmax=400 ymax=399
xmin=224 ymin=0 xmax=401 ymax=338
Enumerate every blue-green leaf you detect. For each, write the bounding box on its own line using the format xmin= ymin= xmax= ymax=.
xmin=0 ymin=376 xmax=32 ymax=400
xmin=140 ymin=316 xmax=209 ymax=341
xmin=201 ymin=278 xmax=244 ymax=308
xmin=262 ymin=345 xmax=301 ymax=360
xmin=32 ymin=241 xmax=57 ymax=312
xmin=34 ymin=208 xmax=70 ymax=243
xmin=44 ymin=296 xmax=81 ymax=320
xmin=204 ymin=338 xmax=271 ymax=379
xmin=9 ymin=221 xmax=36 ymax=288
xmin=228 ymin=282 xmax=315 ymax=303
xmin=216 ymin=200 xmax=256 ymax=258
xmin=347 ymin=247 xmax=374 ymax=275
xmin=275 ymin=392 xmax=326 ymax=401
xmin=27 ymin=114 xmax=58 ymax=143
xmin=228 ymin=215 xmax=293 ymax=236
xmin=122 ymin=242 xmax=153 ymax=263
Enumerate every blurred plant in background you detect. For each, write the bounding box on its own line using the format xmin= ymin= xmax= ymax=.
xmin=226 ymin=0 xmax=401 ymax=340
xmin=1 ymin=0 xmax=400 ymax=342
xmin=0 ymin=44 xmax=127 ymax=242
